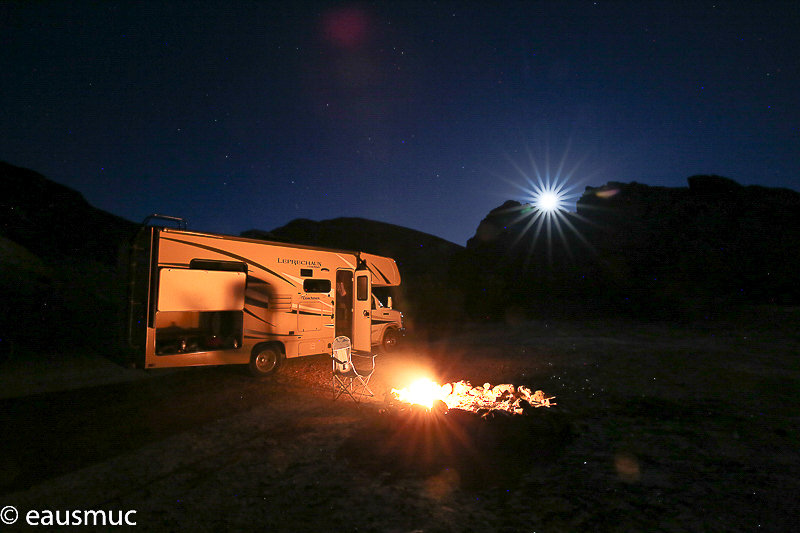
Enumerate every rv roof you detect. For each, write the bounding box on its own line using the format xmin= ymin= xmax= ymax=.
xmin=157 ymin=227 xmax=401 ymax=286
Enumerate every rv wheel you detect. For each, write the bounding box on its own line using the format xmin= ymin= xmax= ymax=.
xmin=250 ymin=345 xmax=282 ymax=377
xmin=379 ymin=329 xmax=400 ymax=354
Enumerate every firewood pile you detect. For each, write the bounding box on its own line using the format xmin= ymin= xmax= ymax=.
xmin=388 ymin=379 xmax=555 ymax=416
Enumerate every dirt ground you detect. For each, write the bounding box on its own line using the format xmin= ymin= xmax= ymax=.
xmin=1 ymin=306 xmax=799 ymax=532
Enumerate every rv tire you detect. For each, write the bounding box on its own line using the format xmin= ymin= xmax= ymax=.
xmin=249 ymin=345 xmax=282 ymax=377
xmin=379 ymin=328 xmax=400 ymax=354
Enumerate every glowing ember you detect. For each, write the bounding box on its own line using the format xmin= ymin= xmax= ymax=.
xmin=391 ymin=379 xmax=554 ymax=414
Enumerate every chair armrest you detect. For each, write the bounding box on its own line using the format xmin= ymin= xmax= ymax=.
xmin=351 ymin=354 xmax=376 ymax=367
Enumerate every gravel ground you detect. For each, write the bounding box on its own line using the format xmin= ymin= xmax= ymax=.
xmin=2 ymin=308 xmax=799 ymax=532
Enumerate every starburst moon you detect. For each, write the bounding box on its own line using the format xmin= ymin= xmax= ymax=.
xmin=500 ymin=143 xmax=598 ymax=266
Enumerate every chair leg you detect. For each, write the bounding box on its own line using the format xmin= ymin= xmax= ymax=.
xmin=341 ymin=376 xmax=370 ymax=403
xmin=333 ymin=376 xmax=346 ymax=401
xmin=333 ymin=375 xmax=361 ymax=403
xmin=333 ymin=374 xmax=375 ymax=404
xmin=353 ymin=377 xmax=374 ymax=400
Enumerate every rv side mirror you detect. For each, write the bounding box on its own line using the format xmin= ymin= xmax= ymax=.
xmin=387 ymin=296 xmax=393 ymax=309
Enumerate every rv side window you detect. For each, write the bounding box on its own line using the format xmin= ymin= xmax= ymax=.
xmin=357 ymin=275 xmax=369 ymax=301
xmin=190 ymin=259 xmax=248 ymax=272
xmin=303 ymin=279 xmax=331 ymax=293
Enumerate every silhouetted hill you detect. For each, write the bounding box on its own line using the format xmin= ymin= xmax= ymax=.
xmin=1 ymin=161 xmax=138 ymax=265
xmin=1 ymin=161 xmax=140 ymax=348
xmin=460 ymin=175 xmax=800 ymax=319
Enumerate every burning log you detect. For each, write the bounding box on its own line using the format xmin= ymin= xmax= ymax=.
xmin=389 ymin=379 xmax=555 ymax=415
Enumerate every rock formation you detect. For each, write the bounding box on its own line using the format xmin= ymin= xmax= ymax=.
xmin=460 ymin=176 xmax=800 ymax=319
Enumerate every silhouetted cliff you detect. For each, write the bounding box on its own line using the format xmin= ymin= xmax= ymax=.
xmin=1 ymin=161 xmax=138 ymax=265
xmin=460 ymin=176 xmax=800 ymax=319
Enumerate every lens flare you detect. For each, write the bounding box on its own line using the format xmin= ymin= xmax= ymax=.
xmin=498 ymin=139 xmax=601 ymax=266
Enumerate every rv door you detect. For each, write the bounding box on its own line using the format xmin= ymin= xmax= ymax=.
xmin=353 ymin=271 xmax=371 ymax=352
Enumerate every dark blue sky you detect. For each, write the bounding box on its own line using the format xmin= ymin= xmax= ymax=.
xmin=3 ymin=1 xmax=798 ymax=245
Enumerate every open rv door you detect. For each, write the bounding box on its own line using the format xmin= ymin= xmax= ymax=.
xmin=353 ymin=270 xmax=372 ymax=352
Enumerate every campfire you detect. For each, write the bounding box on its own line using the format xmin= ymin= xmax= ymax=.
xmin=390 ymin=378 xmax=555 ymax=415
xmin=340 ymin=378 xmax=565 ymax=490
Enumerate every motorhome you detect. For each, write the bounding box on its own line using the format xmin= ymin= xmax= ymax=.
xmin=124 ymin=216 xmax=404 ymax=376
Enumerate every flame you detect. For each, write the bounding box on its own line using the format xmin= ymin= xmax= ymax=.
xmin=391 ymin=379 xmax=554 ymax=414
xmin=391 ymin=378 xmax=449 ymax=409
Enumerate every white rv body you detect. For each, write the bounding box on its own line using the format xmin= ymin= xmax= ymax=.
xmin=125 ymin=224 xmax=403 ymax=373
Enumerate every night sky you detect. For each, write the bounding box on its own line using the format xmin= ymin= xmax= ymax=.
xmin=3 ymin=1 xmax=798 ymax=246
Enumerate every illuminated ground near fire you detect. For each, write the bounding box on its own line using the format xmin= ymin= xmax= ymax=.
xmin=2 ymin=309 xmax=798 ymax=531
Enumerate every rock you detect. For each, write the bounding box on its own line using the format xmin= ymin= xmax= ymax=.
xmin=460 ymin=175 xmax=800 ymax=316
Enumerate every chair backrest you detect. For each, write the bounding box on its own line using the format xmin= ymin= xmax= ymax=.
xmin=332 ymin=336 xmax=352 ymax=373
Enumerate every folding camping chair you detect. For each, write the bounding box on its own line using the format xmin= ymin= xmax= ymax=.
xmin=331 ymin=336 xmax=376 ymax=403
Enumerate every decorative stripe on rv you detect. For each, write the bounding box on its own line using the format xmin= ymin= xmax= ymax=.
xmin=245 ymin=296 xmax=269 ymax=310
xmin=244 ymin=308 xmax=274 ymax=327
xmin=297 ymin=310 xmax=326 ymax=316
xmin=161 ymin=236 xmax=297 ymax=287
xmin=245 ymin=332 xmax=297 ymax=339
xmin=368 ymin=262 xmax=392 ymax=285
xmin=336 ymin=253 xmax=356 ymax=269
